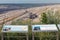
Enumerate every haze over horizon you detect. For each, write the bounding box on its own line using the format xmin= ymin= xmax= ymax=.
xmin=0 ymin=0 xmax=60 ymax=4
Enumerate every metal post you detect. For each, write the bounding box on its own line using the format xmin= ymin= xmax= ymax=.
xmin=32 ymin=32 xmax=34 ymax=40
xmin=1 ymin=14 xmax=6 ymax=40
xmin=40 ymin=34 xmax=41 ymax=40
xmin=40 ymin=36 xmax=41 ymax=40
xmin=26 ymin=33 xmax=28 ymax=40
xmin=56 ymin=32 xmax=59 ymax=40
xmin=1 ymin=32 xmax=3 ymax=40
xmin=1 ymin=13 xmax=5 ymax=40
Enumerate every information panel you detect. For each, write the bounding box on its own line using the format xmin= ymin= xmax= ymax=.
xmin=2 ymin=25 xmax=28 ymax=33
xmin=32 ymin=24 xmax=58 ymax=32
xmin=57 ymin=24 xmax=60 ymax=30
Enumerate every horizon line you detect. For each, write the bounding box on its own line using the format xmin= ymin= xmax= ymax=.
xmin=0 ymin=3 xmax=60 ymax=4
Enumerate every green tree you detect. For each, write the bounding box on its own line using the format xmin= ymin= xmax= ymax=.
xmin=41 ymin=12 xmax=48 ymax=24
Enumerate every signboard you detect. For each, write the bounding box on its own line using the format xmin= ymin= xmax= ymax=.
xmin=2 ymin=25 xmax=28 ymax=33
xmin=32 ymin=24 xmax=58 ymax=32
xmin=57 ymin=24 xmax=60 ymax=30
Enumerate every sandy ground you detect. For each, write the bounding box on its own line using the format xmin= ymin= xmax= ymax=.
xmin=0 ymin=5 xmax=60 ymax=25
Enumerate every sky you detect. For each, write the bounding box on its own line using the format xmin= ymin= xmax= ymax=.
xmin=0 ymin=0 xmax=60 ymax=3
